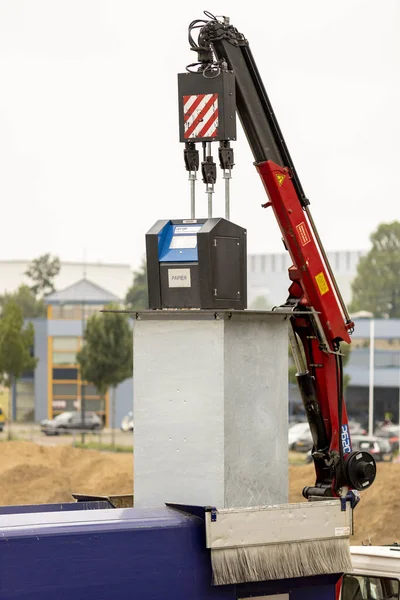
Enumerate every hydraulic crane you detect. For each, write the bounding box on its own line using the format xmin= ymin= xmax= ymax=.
xmin=178 ymin=12 xmax=377 ymax=500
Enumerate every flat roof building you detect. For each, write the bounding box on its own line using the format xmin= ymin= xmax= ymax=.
xmin=248 ymin=249 xmax=366 ymax=307
xmin=0 ymin=259 xmax=133 ymax=300
xmin=13 ymin=278 xmax=133 ymax=427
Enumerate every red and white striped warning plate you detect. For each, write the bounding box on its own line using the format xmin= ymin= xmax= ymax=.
xmin=183 ymin=93 xmax=218 ymax=139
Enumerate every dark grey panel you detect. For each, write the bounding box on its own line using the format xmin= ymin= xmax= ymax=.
xmin=212 ymin=236 xmax=241 ymax=301
xmin=177 ymin=71 xmax=236 ymax=143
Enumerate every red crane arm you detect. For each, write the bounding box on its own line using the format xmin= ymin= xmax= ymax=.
xmin=183 ymin=13 xmax=376 ymax=499
xmin=257 ymin=159 xmax=354 ymax=496
xmin=256 ymin=160 xmax=352 ymax=347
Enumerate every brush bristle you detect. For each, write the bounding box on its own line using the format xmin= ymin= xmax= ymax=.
xmin=211 ymin=538 xmax=352 ymax=585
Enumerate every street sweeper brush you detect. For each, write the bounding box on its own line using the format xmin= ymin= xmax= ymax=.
xmin=205 ymin=500 xmax=353 ymax=585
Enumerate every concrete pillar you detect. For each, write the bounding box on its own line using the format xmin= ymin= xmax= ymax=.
xmin=133 ymin=310 xmax=288 ymax=509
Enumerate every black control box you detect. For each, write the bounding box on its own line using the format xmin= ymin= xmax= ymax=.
xmin=177 ymin=71 xmax=236 ymax=143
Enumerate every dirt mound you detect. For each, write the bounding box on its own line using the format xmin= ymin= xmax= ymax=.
xmin=289 ymin=462 xmax=400 ymax=545
xmin=0 ymin=441 xmax=133 ymax=506
xmin=0 ymin=442 xmax=398 ymax=545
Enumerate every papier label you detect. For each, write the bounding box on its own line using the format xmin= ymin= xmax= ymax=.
xmin=168 ymin=268 xmax=191 ymax=288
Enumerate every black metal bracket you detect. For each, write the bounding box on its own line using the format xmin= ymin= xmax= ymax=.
xmin=218 ymin=140 xmax=234 ymax=170
xmin=184 ymin=142 xmax=199 ymax=172
xmin=202 ymin=155 xmax=217 ymax=184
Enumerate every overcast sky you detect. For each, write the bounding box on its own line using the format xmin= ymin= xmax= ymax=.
xmin=0 ymin=0 xmax=398 ymax=269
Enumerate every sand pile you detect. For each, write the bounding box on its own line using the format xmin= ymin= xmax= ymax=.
xmin=0 ymin=441 xmax=133 ymax=506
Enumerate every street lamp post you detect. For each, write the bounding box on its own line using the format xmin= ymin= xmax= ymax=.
xmin=398 ymin=351 xmax=400 ymax=443
xmin=81 ymin=301 xmax=85 ymax=443
xmin=368 ymin=318 xmax=375 ymax=436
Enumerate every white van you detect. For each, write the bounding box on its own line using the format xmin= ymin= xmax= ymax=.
xmin=341 ymin=545 xmax=400 ymax=599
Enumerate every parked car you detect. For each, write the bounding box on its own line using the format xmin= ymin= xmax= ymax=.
xmin=41 ymin=411 xmax=103 ymax=435
xmin=0 ymin=408 xmax=4 ymax=432
xmin=347 ymin=420 xmax=367 ymax=436
xmin=120 ymin=411 xmax=134 ymax=432
xmin=292 ymin=430 xmax=313 ymax=452
xmin=374 ymin=424 xmax=400 ymax=452
xmin=289 ymin=422 xmax=312 ymax=452
xmin=294 ymin=420 xmax=367 ymax=455
xmin=351 ymin=435 xmax=393 ymax=462
xmin=306 ymin=435 xmax=393 ymax=464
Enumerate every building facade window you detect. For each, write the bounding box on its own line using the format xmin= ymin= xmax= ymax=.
xmin=52 ymin=337 xmax=79 ymax=351
xmin=52 ymin=351 xmax=77 ymax=365
xmin=53 ymin=383 xmax=78 ymax=396
xmin=16 ymin=381 xmax=34 ymax=422
xmin=82 ymin=398 xmax=105 ymax=412
xmin=51 ymin=305 xmax=104 ymax=320
xmin=82 ymin=384 xmax=100 ymax=396
xmin=52 ymin=399 xmax=77 ymax=412
xmin=53 ymin=368 xmax=79 ymax=380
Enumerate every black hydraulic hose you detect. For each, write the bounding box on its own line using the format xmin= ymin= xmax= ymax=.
xmin=296 ymin=372 xmax=329 ymax=451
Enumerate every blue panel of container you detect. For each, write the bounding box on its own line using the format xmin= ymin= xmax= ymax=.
xmin=158 ymin=222 xmax=199 ymax=263
xmin=0 ymin=505 xmax=341 ymax=599
xmin=0 ymin=508 xmax=229 ymax=600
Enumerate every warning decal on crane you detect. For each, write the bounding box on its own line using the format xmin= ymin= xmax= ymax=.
xmin=315 ymin=272 xmax=329 ymax=296
xmin=296 ymin=222 xmax=311 ymax=246
xmin=183 ymin=93 xmax=219 ymax=139
xmin=276 ymin=173 xmax=286 ymax=186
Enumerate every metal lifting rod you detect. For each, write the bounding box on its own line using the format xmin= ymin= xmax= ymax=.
xmin=184 ymin=142 xmax=199 ymax=219
xmin=201 ymin=142 xmax=217 ymax=218
xmin=219 ymin=141 xmax=234 ymax=221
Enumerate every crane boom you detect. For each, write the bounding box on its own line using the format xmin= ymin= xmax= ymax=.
xmin=181 ymin=13 xmax=376 ymax=499
xmin=196 ymin=18 xmax=352 ymax=347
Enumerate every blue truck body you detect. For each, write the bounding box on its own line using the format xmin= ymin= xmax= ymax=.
xmin=0 ymin=501 xmax=340 ymax=599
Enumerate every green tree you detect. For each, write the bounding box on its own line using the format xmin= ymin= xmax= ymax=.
xmin=25 ymin=253 xmax=60 ymax=297
xmin=125 ymin=258 xmax=148 ymax=309
xmin=350 ymin=221 xmax=400 ymax=318
xmin=0 ymin=300 xmax=38 ymax=438
xmin=77 ymin=307 xmax=133 ymax=446
xmin=0 ymin=285 xmax=46 ymax=319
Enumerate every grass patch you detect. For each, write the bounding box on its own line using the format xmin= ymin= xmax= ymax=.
xmin=73 ymin=441 xmax=133 ymax=453
xmin=289 ymin=451 xmax=309 ymax=465
xmin=0 ymin=433 xmax=20 ymax=442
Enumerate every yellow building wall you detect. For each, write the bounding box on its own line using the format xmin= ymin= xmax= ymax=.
xmin=0 ymin=386 xmax=10 ymax=418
